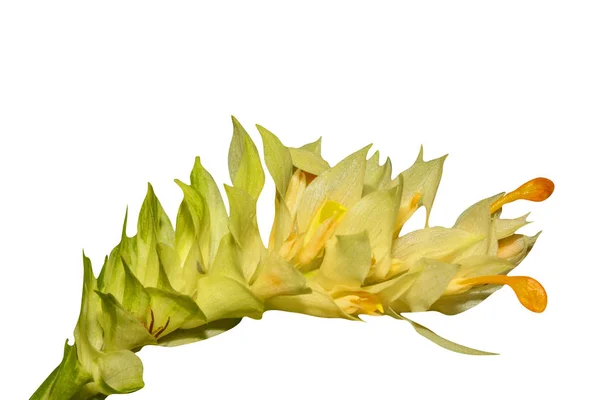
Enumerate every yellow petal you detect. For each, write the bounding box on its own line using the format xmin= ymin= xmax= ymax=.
xmin=400 ymin=259 xmax=459 ymax=312
xmin=318 ymin=232 xmax=372 ymax=288
xmin=390 ymin=227 xmax=483 ymax=276
xmin=289 ymin=147 xmax=331 ymax=175
xmin=250 ymin=255 xmax=309 ymax=299
xmin=266 ymin=280 xmax=355 ymax=320
xmin=228 ymin=116 xmax=265 ymax=200
xmin=453 ymin=194 xmax=504 ymax=261
xmin=224 ymin=185 xmax=266 ymax=281
xmin=494 ymin=213 xmax=531 ymax=239
xmin=363 ymin=151 xmax=393 ymax=195
xmin=394 ymin=147 xmax=447 ymax=233
xmin=497 ymin=232 xmax=541 ymax=266
xmin=335 ymin=189 xmax=396 ymax=266
xmin=296 ymin=146 xmax=369 ymax=234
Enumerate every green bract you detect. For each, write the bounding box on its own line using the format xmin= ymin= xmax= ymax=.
xmin=31 ymin=117 xmax=553 ymax=399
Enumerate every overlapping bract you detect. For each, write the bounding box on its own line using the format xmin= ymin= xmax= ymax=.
xmin=32 ymin=117 xmax=552 ymax=399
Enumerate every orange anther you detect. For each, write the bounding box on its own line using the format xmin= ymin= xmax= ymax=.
xmin=490 ymin=178 xmax=554 ymax=214
xmin=459 ymin=275 xmax=547 ymax=313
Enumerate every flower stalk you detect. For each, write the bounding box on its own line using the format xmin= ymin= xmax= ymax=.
xmin=31 ymin=117 xmax=554 ymax=399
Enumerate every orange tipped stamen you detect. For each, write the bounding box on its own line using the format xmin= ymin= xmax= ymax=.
xmin=459 ymin=275 xmax=547 ymax=313
xmin=335 ymin=292 xmax=384 ymax=316
xmin=394 ymin=191 xmax=422 ymax=235
xmin=490 ymin=178 xmax=554 ymax=214
xmin=297 ymin=200 xmax=347 ymax=264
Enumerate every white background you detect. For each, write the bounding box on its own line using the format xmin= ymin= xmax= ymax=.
xmin=1 ymin=1 xmax=599 ymax=399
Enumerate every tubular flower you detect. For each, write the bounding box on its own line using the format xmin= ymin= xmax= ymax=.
xmin=32 ymin=118 xmax=554 ymax=399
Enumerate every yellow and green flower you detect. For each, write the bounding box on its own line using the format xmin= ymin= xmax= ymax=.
xmin=32 ymin=117 xmax=553 ymax=399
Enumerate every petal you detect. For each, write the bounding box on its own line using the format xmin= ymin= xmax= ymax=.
xmin=120 ymin=258 xmax=151 ymax=322
xmin=257 ymin=124 xmax=294 ymax=197
xmin=157 ymin=242 xmax=190 ymax=293
xmin=146 ymin=287 xmax=207 ymax=335
xmin=298 ymin=136 xmax=323 ymax=154
xmin=137 ymin=183 xmax=175 ymax=247
xmin=196 ymin=275 xmax=264 ymax=321
xmin=133 ymin=185 xmax=177 ymax=287
xmin=296 ymin=146 xmax=370 ymax=234
xmin=395 ymin=147 xmax=446 ymax=232
xmin=208 ymin=233 xmax=246 ymax=282
xmin=335 ymin=189 xmax=396 ymax=265
xmin=95 ymin=291 xmax=157 ymax=351
xmin=270 ymin=194 xmax=294 ymax=252
xmin=363 ymin=150 xmax=393 ymax=195
xmin=497 ymin=232 xmax=541 ymax=266
xmin=98 ymin=209 xmax=132 ymax=296
xmin=289 ymin=147 xmax=331 ymax=175
xmin=174 ymin=179 xmax=208 ymax=272
xmin=190 ymin=156 xmax=229 ymax=266
xmin=228 ymin=116 xmax=265 ymax=200
xmin=391 ymin=227 xmax=483 ymax=275
xmin=452 ymin=194 xmax=504 ymax=261
xmin=495 ymin=213 xmax=531 ymax=239
xmin=318 ymin=232 xmax=372 ymax=288
xmin=156 ymin=318 xmax=242 ymax=347
xmin=178 ymin=240 xmax=204 ymax=296
xmin=96 ymin=350 xmax=145 ymax=394
xmin=266 ymin=280 xmax=355 ymax=320
xmin=391 ymin=259 xmax=459 ymax=312
xmin=251 ymin=254 xmax=310 ymax=299
xmin=359 ymin=271 xmax=418 ymax=305
xmin=389 ymin=311 xmax=497 ymax=355
xmin=431 ymin=284 xmax=503 ymax=315
xmin=74 ymin=254 xmax=104 ymax=369
xmin=225 ymin=186 xmax=266 ymax=280
xmin=195 ymin=234 xmax=264 ymax=321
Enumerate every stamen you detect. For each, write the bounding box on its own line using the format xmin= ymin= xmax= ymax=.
xmin=153 ymin=316 xmax=171 ymax=338
xmin=298 ymin=200 xmax=346 ymax=264
xmin=284 ymin=169 xmax=308 ymax=218
xmin=336 ymin=292 xmax=384 ymax=316
xmin=490 ymin=178 xmax=554 ymax=214
xmin=394 ymin=192 xmax=422 ymax=235
xmin=148 ymin=309 xmax=155 ymax=333
xmin=458 ymin=275 xmax=547 ymax=313
xmin=497 ymin=235 xmax=525 ymax=259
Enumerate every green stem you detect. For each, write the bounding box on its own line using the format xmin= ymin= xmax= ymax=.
xmin=30 ymin=341 xmax=103 ymax=400
xmin=31 ymin=318 xmax=243 ymax=399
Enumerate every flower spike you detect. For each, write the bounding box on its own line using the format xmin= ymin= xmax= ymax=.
xmin=31 ymin=118 xmax=554 ymax=399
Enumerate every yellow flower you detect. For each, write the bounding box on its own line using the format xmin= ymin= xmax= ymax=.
xmin=258 ymin=123 xmax=553 ymax=353
xmin=34 ymin=118 xmax=557 ymax=400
